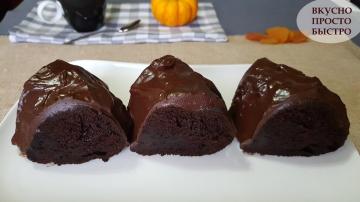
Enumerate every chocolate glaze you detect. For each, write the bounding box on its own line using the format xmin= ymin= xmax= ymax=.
xmin=229 ymin=58 xmax=349 ymax=155
xmin=128 ymin=55 xmax=233 ymax=144
xmin=12 ymin=60 xmax=132 ymax=154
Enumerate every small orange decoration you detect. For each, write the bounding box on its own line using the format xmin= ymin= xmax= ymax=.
xmin=151 ymin=0 xmax=198 ymax=27
xmin=260 ymin=37 xmax=279 ymax=44
xmin=245 ymin=32 xmax=266 ymax=41
xmin=245 ymin=26 xmax=308 ymax=44
xmin=289 ymin=31 xmax=308 ymax=43
xmin=266 ymin=27 xmax=290 ymax=43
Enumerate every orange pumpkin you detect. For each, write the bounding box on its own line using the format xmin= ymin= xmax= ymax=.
xmin=151 ymin=0 xmax=198 ymax=27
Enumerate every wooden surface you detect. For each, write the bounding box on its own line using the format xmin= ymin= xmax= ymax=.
xmin=0 ymin=35 xmax=359 ymax=150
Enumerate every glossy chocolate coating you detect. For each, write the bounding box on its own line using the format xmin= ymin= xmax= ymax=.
xmin=12 ymin=60 xmax=131 ymax=154
xmin=128 ymin=55 xmax=231 ymax=143
xmin=229 ymin=58 xmax=349 ymax=155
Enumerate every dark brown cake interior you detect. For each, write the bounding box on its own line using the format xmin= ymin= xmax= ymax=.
xmin=132 ymin=106 xmax=234 ymax=156
xmin=27 ymin=106 xmax=127 ymax=164
xmin=242 ymin=99 xmax=348 ymax=156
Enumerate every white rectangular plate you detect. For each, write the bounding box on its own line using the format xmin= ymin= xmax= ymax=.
xmin=1 ymin=60 xmax=359 ymax=202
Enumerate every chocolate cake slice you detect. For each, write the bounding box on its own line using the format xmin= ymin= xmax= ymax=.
xmin=229 ymin=58 xmax=349 ymax=156
xmin=12 ymin=60 xmax=132 ymax=165
xmin=128 ymin=55 xmax=235 ymax=156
